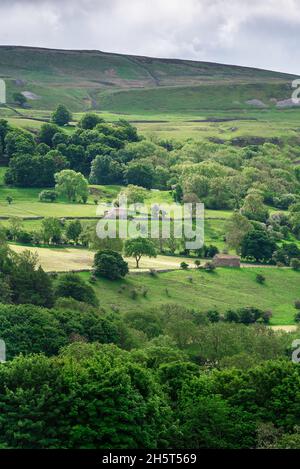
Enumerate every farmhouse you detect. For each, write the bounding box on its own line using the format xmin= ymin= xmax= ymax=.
xmin=213 ymin=253 xmax=241 ymax=268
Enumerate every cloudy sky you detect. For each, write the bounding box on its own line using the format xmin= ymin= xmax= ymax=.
xmin=0 ymin=0 xmax=299 ymax=74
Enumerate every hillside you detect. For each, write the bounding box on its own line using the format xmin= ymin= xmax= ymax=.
xmin=0 ymin=45 xmax=298 ymax=112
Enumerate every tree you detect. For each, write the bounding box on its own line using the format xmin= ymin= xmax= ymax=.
xmin=9 ymin=251 xmax=54 ymax=307
xmin=179 ymin=394 xmax=255 ymax=449
xmin=39 ymin=123 xmax=61 ymax=147
xmin=41 ymin=217 xmax=63 ymax=244
xmin=51 ymin=104 xmax=72 ymax=126
xmin=55 ymin=170 xmax=89 ymax=203
xmin=0 ymin=343 xmax=173 ymax=448
xmin=66 ymin=220 xmax=82 ymax=243
xmin=0 ymin=304 xmax=66 ymax=359
xmin=241 ymin=229 xmax=276 ymax=263
xmin=6 ymin=152 xmax=68 ymax=188
xmin=12 ymin=92 xmax=27 ymax=107
xmin=55 ymin=273 xmax=98 ymax=306
xmin=124 ymin=159 xmax=155 ymax=189
xmin=8 ymin=217 xmax=23 ymax=241
xmin=124 ymin=237 xmax=157 ymax=268
xmin=79 ymin=113 xmax=104 ymax=130
xmin=89 ymin=154 xmax=124 ymax=184
xmin=93 ymin=250 xmax=128 ymax=280
xmin=241 ymin=193 xmax=269 ymax=222
xmin=226 ymin=212 xmax=252 ymax=254
xmin=5 ymin=129 xmax=36 ymax=158
xmin=120 ymin=185 xmax=147 ymax=204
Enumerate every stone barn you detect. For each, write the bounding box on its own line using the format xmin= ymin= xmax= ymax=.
xmin=213 ymin=253 xmax=241 ymax=268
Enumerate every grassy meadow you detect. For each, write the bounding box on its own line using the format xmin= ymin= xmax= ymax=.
xmin=77 ymin=268 xmax=300 ymax=326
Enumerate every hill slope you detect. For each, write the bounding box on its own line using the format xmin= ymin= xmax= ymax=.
xmin=0 ymin=45 xmax=298 ymax=112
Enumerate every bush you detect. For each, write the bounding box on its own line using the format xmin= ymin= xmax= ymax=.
xmin=39 ymin=190 xmax=57 ymax=202
xmin=256 ymin=274 xmax=266 ymax=284
xmin=262 ymin=310 xmax=273 ymax=324
xmin=55 ymin=273 xmax=98 ymax=306
xmin=290 ymin=258 xmax=300 ymax=271
xmin=225 ymin=307 xmax=265 ymax=324
xmin=149 ymin=268 xmax=158 ymax=277
xmin=94 ymin=250 xmax=128 ymax=280
xmin=207 ymin=310 xmax=221 ymax=323
xmin=130 ymin=289 xmax=138 ymax=300
xmin=295 ymin=312 xmax=300 ymax=323
xmin=180 ymin=261 xmax=189 ymax=270
xmin=15 ymin=230 xmax=32 ymax=244
xmin=204 ymin=261 xmax=216 ymax=272
xmin=294 ymin=300 xmax=300 ymax=310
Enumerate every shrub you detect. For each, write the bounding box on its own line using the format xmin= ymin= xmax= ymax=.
xmin=180 ymin=261 xmax=189 ymax=270
xmin=262 ymin=310 xmax=273 ymax=324
xmin=206 ymin=245 xmax=219 ymax=258
xmin=225 ymin=309 xmax=240 ymax=323
xmin=55 ymin=273 xmax=98 ymax=306
xmin=295 ymin=312 xmax=300 ymax=323
xmin=256 ymin=274 xmax=266 ymax=284
xmin=130 ymin=289 xmax=138 ymax=300
xmin=294 ymin=300 xmax=300 ymax=310
xmin=204 ymin=261 xmax=216 ymax=272
xmin=89 ymin=274 xmax=97 ymax=284
xmin=290 ymin=258 xmax=300 ymax=271
xmin=194 ymin=259 xmax=201 ymax=268
xmin=207 ymin=310 xmax=221 ymax=323
xmin=94 ymin=250 xmax=128 ymax=280
xmin=15 ymin=230 xmax=32 ymax=244
xmin=149 ymin=268 xmax=158 ymax=277
xmin=39 ymin=190 xmax=57 ymax=202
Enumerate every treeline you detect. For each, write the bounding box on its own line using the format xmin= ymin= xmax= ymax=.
xmin=1 ymin=110 xmax=300 ymax=214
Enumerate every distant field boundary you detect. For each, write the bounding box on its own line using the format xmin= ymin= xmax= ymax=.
xmin=0 ymin=216 xmax=102 ymax=220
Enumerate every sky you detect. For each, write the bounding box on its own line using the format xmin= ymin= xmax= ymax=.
xmin=0 ymin=0 xmax=300 ymax=74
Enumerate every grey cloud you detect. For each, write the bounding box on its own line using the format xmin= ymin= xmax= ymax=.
xmin=0 ymin=0 xmax=299 ymax=74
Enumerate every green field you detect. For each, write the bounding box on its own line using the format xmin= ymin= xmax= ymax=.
xmin=78 ymin=268 xmax=300 ymax=326
xmin=0 ymin=179 xmax=121 ymax=218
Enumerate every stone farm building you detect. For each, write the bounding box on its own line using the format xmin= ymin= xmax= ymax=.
xmin=213 ymin=254 xmax=241 ymax=268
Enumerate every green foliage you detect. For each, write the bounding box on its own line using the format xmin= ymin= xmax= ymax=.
xmin=0 ymin=304 xmax=66 ymax=359
xmin=51 ymin=104 xmax=72 ymax=126
xmin=94 ymin=249 xmax=129 ymax=280
xmin=39 ymin=190 xmax=57 ymax=202
xmin=65 ymin=219 xmax=82 ymax=243
xmin=55 ymin=169 xmax=89 ymax=202
xmin=124 ymin=237 xmax=157 ymax=268
xmin=39 ymin=123 xmax=61 ymax=147
xmin=41 ymin=218 xmax=63 ymax=244
xmin=89 ymin=154 xmax=124 ymax=184
xmin=241 ymin=228 xmax=276 ymax=263
xmin=0 ymin=344 xmax=173 ymax=448
xmin=55 ymin=273 xmax=98 ymax=306
xmin=79 ymin=113 xmax=104 ymax=129
xmin=256 ymin=273 xmax=266 ymax=284
xmin=124 ymin=159 xmax=155 ymax=189
xmin=241 ymin=193 xmax=269 ymax=222
xmin=12 ymin=92 xmax=27 ymax=106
